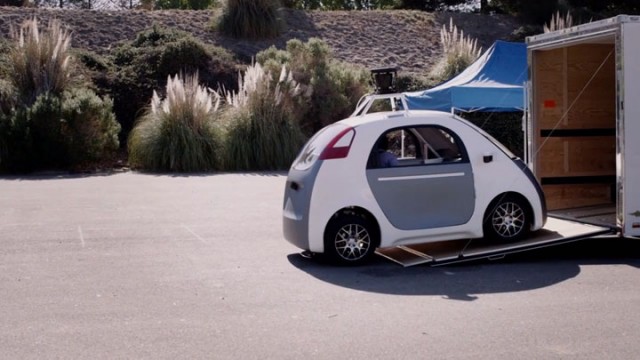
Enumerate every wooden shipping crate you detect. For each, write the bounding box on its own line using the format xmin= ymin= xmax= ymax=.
xmin=534 ymin=44 xmax=615 ymax=130
xmin=536 ymin=136 xmax=615 ymax=178
xmin=543 ymin=183 xmax=613 ymax=210
xmin=532 ymin=43 xmax=617 ymax=210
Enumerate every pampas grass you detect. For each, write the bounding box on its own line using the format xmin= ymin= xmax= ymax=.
xmin=128 ymin=73 xmax=224 ymax=172
xmin=9 ymin=18 xmax=72 ymax=106
xmin=222 ymin=62 xmax=305 ymax=171
xmin=544 ymin=11 xmax=574 ymax=33
xmin=432 ymin=18 xmax=482 ymax=82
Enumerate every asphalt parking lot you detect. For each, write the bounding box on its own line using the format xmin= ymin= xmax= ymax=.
xmin=2 ymin=172 xmax=640 ymax=359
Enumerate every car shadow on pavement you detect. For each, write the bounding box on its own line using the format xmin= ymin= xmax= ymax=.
xmin=287 ymin=237 xmax=640 ymax=301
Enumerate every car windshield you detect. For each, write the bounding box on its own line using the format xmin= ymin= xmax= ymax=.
xmin=292 ymin=123 xmax=350 ymax=170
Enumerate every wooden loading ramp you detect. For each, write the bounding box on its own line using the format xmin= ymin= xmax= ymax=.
xmin=375 ymin=216 xmax=615 ymax=267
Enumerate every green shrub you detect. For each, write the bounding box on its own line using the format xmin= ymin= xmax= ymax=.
xmin=463 ymin=111 xmax=524 ymax=158
xmin=222 ymin=63 xmax=306 ymax=171
xmin=0 ymin=80 xmax=15 ymax=116
xmin=0 ymin=18 xmax=120 ymax=173
xmin=128 ymin=73 xmax=224 ymax=172
xmin=0 ymin=114 xmax=8 ymax=168
xmin=8 ymin=18 xmax=73 ymax=107
xmin=217 ymin=0 xmax=285 ymax=40
xmin=1 ymin=36 xmax=18 ymax=169
xmin=74 ymin=49 xmax=111 ymax=73
xmin=72 ymin=49 xmax=114 ymax=103
xmin=0 ymin=89 xmax=120 ymax=172
xmin=257 ymin=38 xmax=371 ymax=135
xmin=395 ymin=73 xmax=436 ymax=92
xmin=108 ymin=25 xmax=238 ymax=140
xmin=22 ymin=94 xmax=66 ymax=169
xmin=0 ymin=38 xmax=10 ymax=75
xmin=60 ymin=88 xmax=121 ymax=165
xmin=507 ymin=24 xmax=543 ymax=42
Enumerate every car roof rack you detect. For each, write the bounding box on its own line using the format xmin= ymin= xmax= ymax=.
xmin=351 ymin=66 xmax=409 ymax=117
xmin=351 ymin=92 xmax=409 ymax=117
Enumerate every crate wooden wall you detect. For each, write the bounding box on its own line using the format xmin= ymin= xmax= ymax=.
xmin=532 ymin=43 xmax=616 ymax=210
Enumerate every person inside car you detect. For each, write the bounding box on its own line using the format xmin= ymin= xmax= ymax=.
xmin=377 ymin=135 xmax=398 ymax=167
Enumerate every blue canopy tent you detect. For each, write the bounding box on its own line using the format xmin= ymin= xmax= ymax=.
xmin=404 ymin=40 xmax=527 ymax=112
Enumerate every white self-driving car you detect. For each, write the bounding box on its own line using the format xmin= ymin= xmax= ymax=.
xmin=283 ymin=95 xmax=547 ymax=265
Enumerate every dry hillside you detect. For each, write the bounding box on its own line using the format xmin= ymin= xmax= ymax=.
xmin=0 ymin=7 xmax=520 ymax=75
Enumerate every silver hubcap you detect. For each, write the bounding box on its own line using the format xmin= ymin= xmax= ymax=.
xmin=491 ymin=202 xmax=525 ymax=238
xmin=335 ymin=223 xmax=371 ymax=261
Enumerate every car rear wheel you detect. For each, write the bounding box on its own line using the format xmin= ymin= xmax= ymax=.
xmin=483 ymin=195 xmax=530 ymax=241
xmin=324 ymin=214 xmax=377 ymax=265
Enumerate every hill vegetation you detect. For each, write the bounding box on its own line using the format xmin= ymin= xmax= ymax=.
xmin=0 ymin=5 xmax=524 ymax=173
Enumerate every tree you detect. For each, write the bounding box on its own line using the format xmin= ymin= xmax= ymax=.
xmin=566 ymin=0 xmax=640 ymax=16
xmin=283 ymin=0 xmax=469 ymax=10
xmin=490 ymin=0 xmax=558 ymax=24
xmin=284 ymin=0 xmax=396 ymax=9
xmin=480 ymin=0 xmax=488 ymax=13
xmin=489 ymin=0 xmax=640 ymax=23
xmin=0 ymin=0 xmax=25 ymax=6
xmin=394 ymin=0 xmax=467 ymax=11
xmin=155 ymin=0 xmax=214 ymax=9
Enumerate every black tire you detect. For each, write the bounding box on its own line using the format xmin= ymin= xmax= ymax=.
xmin=483 ymin=195 xmax=531 ymax=242
xmin=324 ymin=214 xmax=377 ymax=265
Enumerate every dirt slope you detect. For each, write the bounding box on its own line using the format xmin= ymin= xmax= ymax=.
xmin=0 ymin=7 xmax=520 ymax=75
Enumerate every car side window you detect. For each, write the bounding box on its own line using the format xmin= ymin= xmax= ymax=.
xmin=368 ymin=125 xmax=466 ymax=169
xmin=415 ymin=126 xmax=465 ymax=163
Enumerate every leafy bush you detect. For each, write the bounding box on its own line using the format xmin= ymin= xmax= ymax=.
xmin=222 ymin=63 xmax=306 ymax=171
xmin=21 ymin=94 xmax=66 ymax=169
xmin=128 ymin=73 xmax=224 ymax=172
xmin=395 ymin=73 xmax=437 ymax=92
xmin=463 ymin=111 xmax=524 ymax=159
xmin=0 ymin=38 xmax=10 ymax=76
xmin=257 ymin=38 xmax=371 ymax=135
xmin=0 ymin=89 xmax=120 ymax=172
xmin=0 ymin=39 xmax=15 ymax=115
xmin=108 ymin=25 xmax=238 ymax=140
xmin=74 ymin=49 xmax=111 ymax=73
xmin=0 ymin=18 xmax=120 ymax=173
xmin=431 ymin=18 xmax=482 ymax=83
xmin=507 ymin=24 xmax=543 ymax=42
xmin=0 ymin=114 xmax=8 ymax=168
xmin=60 ymin=88 xmax=121 ymax=165
xmin=217 ymin=0 xmax=285 ymax=39
xmin=0 ymin=80 xmax=14 ymax=116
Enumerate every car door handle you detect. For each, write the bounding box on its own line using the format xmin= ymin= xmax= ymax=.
xmin=483 ymin=154 xmax=493 ymax=163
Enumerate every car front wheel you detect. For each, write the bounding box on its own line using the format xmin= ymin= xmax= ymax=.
xmin=324 ymin=214 xmax=377 ymax=265
xmin=483 ymin=195 xmax=530 ymax=242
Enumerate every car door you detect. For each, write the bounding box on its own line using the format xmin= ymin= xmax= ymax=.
xmin=366 ymin=125 xmax=475 ymax=231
